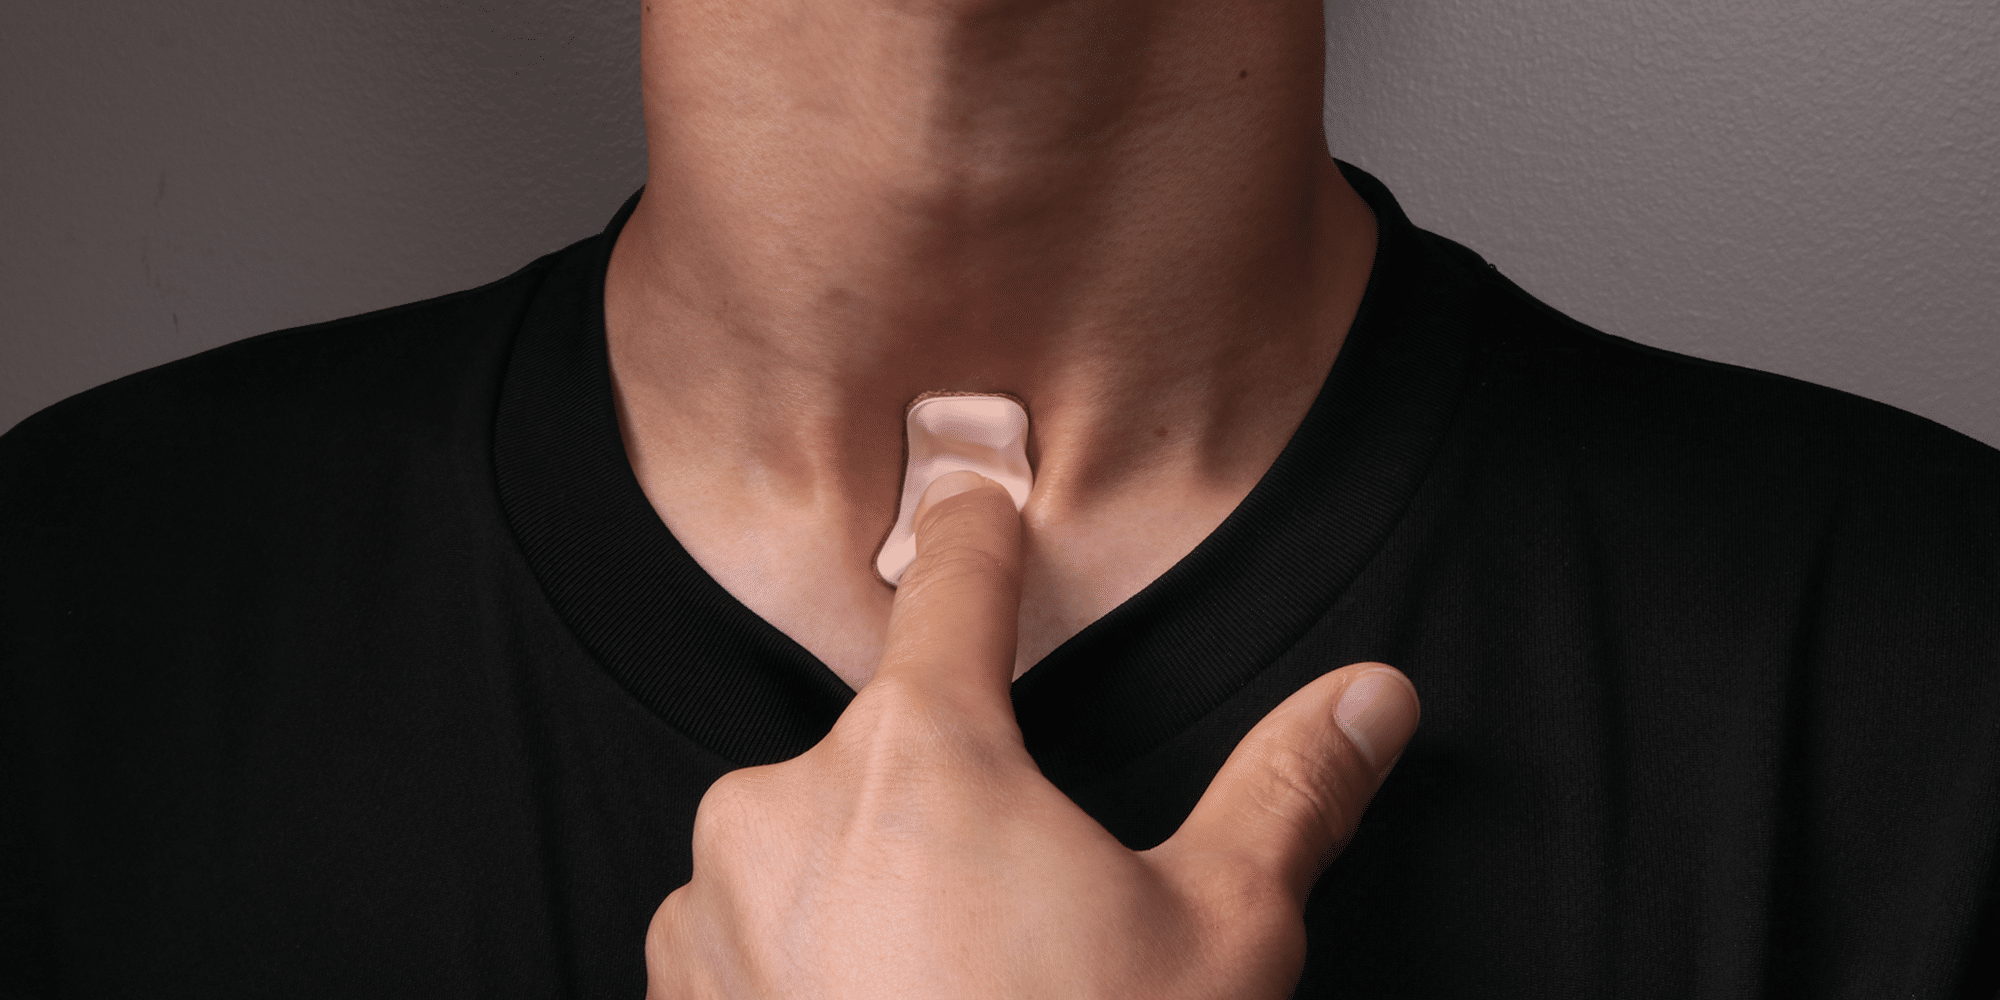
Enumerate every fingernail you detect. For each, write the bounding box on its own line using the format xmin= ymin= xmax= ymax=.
xmin=1334 ymin=669 xmax=1419 ymax=777
xmin=919 ymin=470 xmax=989 ymax=516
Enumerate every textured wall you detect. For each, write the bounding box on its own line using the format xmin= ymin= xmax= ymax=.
xmin=3 ymin=0 xmax=1995 ymax=447
xmin=0 ymin=1 xmax=648 ymax=434
xmin=1325 ymin=0 xmax=1998 ymax=448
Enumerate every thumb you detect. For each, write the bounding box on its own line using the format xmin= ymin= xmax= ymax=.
xmin=870 ymin=470 xmax=1026 ymax=715
xmin=1157 ymin=663 xmax=1419 ymax=909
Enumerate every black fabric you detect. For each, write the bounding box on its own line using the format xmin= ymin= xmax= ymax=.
xmin=3 ymin=160 xmax=1995 ymax=998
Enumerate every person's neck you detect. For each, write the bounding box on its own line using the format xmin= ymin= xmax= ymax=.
xmin=605 ymin=0 xmax=1377 ymax=563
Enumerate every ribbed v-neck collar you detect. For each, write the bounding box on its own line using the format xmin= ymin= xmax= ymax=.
xmin=495 ymin=159 xmax=1476 ymax=776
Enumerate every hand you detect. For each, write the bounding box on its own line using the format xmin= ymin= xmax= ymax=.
xmin=643 ymin=470 xmax=1420 ymax=999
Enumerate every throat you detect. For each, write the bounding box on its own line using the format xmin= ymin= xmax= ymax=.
xmin=659 ymin=487 xmax=1257 ymax=693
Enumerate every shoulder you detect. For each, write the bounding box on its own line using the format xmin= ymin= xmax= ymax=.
xmin=0 ymin=247 xmax=566 ymax=541
xmin=1409 ymin=226 xmax=2000 ymax=523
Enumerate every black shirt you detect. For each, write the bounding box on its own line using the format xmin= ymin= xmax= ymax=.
xmin=4 ymin=161 xmax=1996 ymax=998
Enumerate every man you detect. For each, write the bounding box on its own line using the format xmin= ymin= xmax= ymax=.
xmin=2 ymin=0 xmax=1995 ymax=995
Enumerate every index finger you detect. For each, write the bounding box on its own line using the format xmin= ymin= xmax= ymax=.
xmin=869 ymin=470 xmax=1025 ymax=718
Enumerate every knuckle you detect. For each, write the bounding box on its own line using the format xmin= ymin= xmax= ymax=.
xmin=844 ymin=675 xmax=953 ymax=733
xmin=825 ymin=684 xmax=937 ymax=780
xmin=1251 ymin=732 xmax=1366 ymax=850
xmin=839 ymin=675 xmax=936 ymax=739
xmin=826 ymin=679 xmax=1027 ymax=805
xmin=689 ymin=767 xmax=772 ymax=862
xmin=644 ymin=888 xmax=712 ymax=999
xmin=645 ymin=888 xmax=685 ymax=949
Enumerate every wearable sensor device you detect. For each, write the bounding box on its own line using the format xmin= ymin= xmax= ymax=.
xmin=874 ymin=391 xmax=1034 ymax=587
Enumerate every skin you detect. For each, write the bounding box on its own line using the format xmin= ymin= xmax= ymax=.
xmin=604 ymin=0 xmax=1380 ymax=690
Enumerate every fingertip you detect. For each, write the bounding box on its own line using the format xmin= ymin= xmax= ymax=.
xmin=1333 ymin=664 xmax=1420 ymax=778
xmin=916 ymin=470 xmax=995 ymax=523
xmin=1341 ymin=663 xmax=1419 ymax=711
xmin=873 ymin=468 xmax=1026 ymax=714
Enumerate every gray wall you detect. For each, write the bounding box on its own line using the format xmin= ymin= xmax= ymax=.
xmin=5 ymin=0 xmax=1996 ymax=448
xmin=1 ymin=1 xmax=648 ymax=434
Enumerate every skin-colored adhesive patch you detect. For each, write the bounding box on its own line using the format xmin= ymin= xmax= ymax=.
xmin=874 ymin=393 xmax=1034 ymax=587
